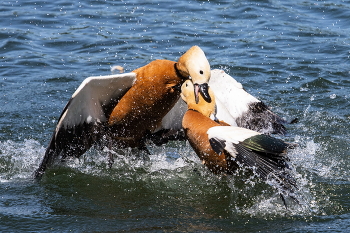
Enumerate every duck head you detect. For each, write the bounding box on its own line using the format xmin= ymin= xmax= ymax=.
xmin=176 ymin=46 xmax=211 ymax=104
xmin=181 ymin=80 xmax=216 ymax=118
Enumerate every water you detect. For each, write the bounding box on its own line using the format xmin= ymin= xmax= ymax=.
xmin=1 ymin=0 xmax=350 ymax=231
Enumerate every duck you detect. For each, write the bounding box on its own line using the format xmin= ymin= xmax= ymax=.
xmin=34 ymin=46 xmax=211 ymax=178
xmin=180 ymin=79 xmax=298 ymax=202
xmin=163 ymin=69 xmax=295 ymax=138
xmin=34 ymin=47 xmax=293 ymax=179
xmin=152 ymin=68 xmax=294 ymax=145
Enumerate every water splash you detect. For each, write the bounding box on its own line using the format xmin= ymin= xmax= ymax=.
xmin=0 ymin=137 xmax=340 ymax=218
xmin=219 ymin=136 xmax=341 ymax=217
xmin=0 ymin=139 xmax=45 ymax=182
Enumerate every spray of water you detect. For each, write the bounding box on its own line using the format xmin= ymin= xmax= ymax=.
xmin=0 ymin=135 xmax=339 ymax=217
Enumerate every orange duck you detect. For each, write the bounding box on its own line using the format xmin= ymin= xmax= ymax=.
xmin=180 ymin=80 xmax=298 ymax=202
xmin=34 ymin=46 xmax=211 ymax=178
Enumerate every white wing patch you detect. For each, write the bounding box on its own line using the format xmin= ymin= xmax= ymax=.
xmin=207 ymin=126 xmax=261 ymax=158
xmin=209 ymin=69 xmax=260 ymax=124
xmin=56 ymin=72 xmax=137 ymax=131
xmin=207 ymin=126 xmax=261 ymax=145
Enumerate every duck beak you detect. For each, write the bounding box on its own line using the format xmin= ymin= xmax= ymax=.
xmin=194 ymin=83 xmax=211 ymax=104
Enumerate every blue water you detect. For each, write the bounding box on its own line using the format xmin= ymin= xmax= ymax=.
xmin=1 ymin=0 xmax=350 ymax=232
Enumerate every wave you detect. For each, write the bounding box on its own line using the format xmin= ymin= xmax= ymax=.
xmin=0 ymin=136 xmax=343 ymax=217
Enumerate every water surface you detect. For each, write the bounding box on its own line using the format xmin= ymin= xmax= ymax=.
xmin=1 ymin=0 xmax=350 ymax=232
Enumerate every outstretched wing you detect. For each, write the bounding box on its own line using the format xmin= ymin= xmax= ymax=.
xmin=207 ymin=126 xmax=297 ymax=201
xmin=209 ymin=69 xmax=290 ymax=135
xmin=34 ymin=73 xmax=136 ymax=178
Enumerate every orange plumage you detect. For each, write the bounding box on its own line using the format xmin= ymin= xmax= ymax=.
xmin=182 ymin=109 xmax=234 ymax=173
xmin=34 ymin=46 xmax=212 ymax=178
xmin=181 ymin=80 xmax=298 ymax=205
xmin=108 ymin=60 xmax=184 ymax=147
xmin=181 ymin=80 xmax=234 ymax=174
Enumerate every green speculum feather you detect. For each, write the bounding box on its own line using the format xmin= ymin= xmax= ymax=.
xmin=241 ymin=134 xmax=288 ymax=155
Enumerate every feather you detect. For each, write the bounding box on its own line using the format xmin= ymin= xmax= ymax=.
xmin=209 ymin=138 xmax=226 ymax=155
xmin=241 ymin=134 xmax=289 ymax=155
xmin=232 ymin=143 xmax=298 ymax=204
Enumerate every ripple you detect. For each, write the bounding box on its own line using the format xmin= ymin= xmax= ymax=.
xmin=1 ymin=0 xmax=350 ymax=231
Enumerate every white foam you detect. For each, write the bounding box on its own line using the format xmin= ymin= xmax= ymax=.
xmin=0 ymin=139 xmax=45 ymax=181
xmin=0 ymin=136 xmax=337 ymax=217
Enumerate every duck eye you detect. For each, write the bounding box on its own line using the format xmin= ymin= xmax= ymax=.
xmin=199 ymin=70 xmax=204 ymax=75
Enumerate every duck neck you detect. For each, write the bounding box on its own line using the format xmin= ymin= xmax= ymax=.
xmin=187 ymin=103 xmax=213 ymax=118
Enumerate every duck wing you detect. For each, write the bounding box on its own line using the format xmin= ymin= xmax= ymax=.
xmin=209 ymin=69 xmax=291 ymax=135
xmin=34 ymin=73 xmax=136 ymax=178
xmin=207 ymin=126 xmax=298 ymax=201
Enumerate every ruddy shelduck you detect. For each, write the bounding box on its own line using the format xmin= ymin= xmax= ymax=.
xmin=167 ymin=69 xmax=296 ymax=136
xmin=181 ymin=80 xmax=298 ymax=203
xmin=35 ymin=46 xmax=211 ymax=178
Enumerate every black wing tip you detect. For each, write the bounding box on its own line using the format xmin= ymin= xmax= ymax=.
xmin=33 ymin=169 xmax=45 ymax=180
xmin=33 ymin=147 xmax=56 ymax=180
xmin=209 ymin=137 xmax=226 ymax=155
xmin=237 ymin=101 xmax=298 ymax=135
xmin=280 ymin=193 xmax=302 ymax=209
xmin=273 ymin=171 xmax=302 ymax=208
xmin=233 ymin=143 xmax=300 ymax=203
xmin=290 ymin=118 xmax=299 ymax=124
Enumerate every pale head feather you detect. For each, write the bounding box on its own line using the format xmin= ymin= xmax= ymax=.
xmin=181 ymin=80 xmax=215 ymax=117
xmin=177 ymin=46 xmax=211 ymax=84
